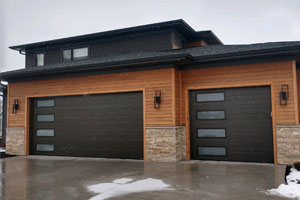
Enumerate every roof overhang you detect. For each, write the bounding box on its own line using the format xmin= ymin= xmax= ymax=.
xmin=9 ymin=19 xmax=222 ymax=52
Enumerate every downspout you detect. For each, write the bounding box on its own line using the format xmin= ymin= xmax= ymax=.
xmin=0 ymin=84 xmax=7 ymax=148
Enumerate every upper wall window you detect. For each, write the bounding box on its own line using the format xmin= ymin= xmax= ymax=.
xmin=36 ymin=53 xmax=45 ymax=66
xmin=63 ymin=47 xmax=88 ymax=61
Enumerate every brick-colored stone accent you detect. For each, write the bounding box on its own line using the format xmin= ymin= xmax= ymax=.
xmin=146 ymin=126 xmax=186 ymax=162
xmin=276 ymin=125 xmax=300 ymax=164
xmin=6 ymin=127 xmax=25 ymax=155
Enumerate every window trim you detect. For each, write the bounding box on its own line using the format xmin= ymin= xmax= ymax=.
xmin=197 ymin=146 xmax=227 ymax=157
xmin=35 ymin=52 xmax=45 ymax=67
xmin=195 ymin=92 xmax=225 ymax=103
xmin=36 ymin=98 xmax=55 ymax=108
xmin=196 ymin=110 xmax=226 ymax=120
xmin=36 ymin=129 xmax=55 ymax=137
xmin=196 ymin=128 xmax=227 ymax=138
xmin=36 ymin=144 xmax=55 ymax=152
xmin=62 ymin=46 xmax=89 ymax=62
xmin=36 ymin=114 xmax=55 ymax=123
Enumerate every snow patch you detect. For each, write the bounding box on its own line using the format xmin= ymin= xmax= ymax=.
xmin=267 ymin=168 xmax=300 ymax=199
xmin=87 ymin=178 xmax=171 ymax=200
xmin=112 ymin=178 xmax=132 ymax=184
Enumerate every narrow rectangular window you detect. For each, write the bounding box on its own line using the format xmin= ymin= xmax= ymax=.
xmin=36 ymin=53 xmax=45 ymax=66
xmin=196 ymin=93 xmax=224 ymax=102
xmin=198 ymin=147 xmax=226 ymax=156
xmin=37 ymin=99 xmax=55 ymax=108
xmin=36 ymin=129 xmax=55 ymax=137
xmin=37 ymin=114 xmax=54 ymax=122
xmin=63 ymin=49 xmax=72 ymax=61
xmin=197 ymin=111 xmax=225 ymax=120
xmin=73 ymin=47 xmax=88 ymax=59
xmin=36 ymin=144 xmax=54 ymax=152
xmin=197 ymin=129 xmax=226 ymax=138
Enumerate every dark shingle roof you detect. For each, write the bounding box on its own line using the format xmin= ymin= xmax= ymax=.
xmin=9 ymin=19 xmax=222 ymax=52
xmin=1 ymin=41 xmax=300 ymax=80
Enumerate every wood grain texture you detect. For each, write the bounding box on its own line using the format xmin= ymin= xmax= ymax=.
xmin=181 ymin=60 xmax=297 ymax=126
xmin=7 ymin=68 xmax=173 ymax=127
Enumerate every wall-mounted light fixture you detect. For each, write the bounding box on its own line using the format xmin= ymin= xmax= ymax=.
xmin=280 ymin=85 xmax=289 ymax=106
xmin=12 ymin=99 xmax=19 ymax=114
xmin=154 ymin=90 xmax=161 ymax=109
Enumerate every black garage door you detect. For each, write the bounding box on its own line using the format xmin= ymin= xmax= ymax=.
xmin=190 ymin=86 xmax=274 ymax=163
xmin=30 ymin=92 xmax=143 ymax=159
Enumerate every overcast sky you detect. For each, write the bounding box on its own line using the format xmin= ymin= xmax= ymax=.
xmin=0 ymin=0 xmax=300 ymax=72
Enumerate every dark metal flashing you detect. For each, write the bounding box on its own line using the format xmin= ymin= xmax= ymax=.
xmin=10 ymin=19 xmax=222 ymax=52
xmin=0 ymin=53 xmax=193 ymax=82
xmin=180 ymin=54 xmax=295 ymax=70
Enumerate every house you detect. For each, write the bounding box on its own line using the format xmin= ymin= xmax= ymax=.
xmin=0 ymin=83 xmax=7 ymax=147
xmin=0 ymin=19 xmax=300 ymax=164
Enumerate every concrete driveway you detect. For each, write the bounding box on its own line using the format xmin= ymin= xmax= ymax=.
xmin=0 ymin=156 xmax=288 ymax=200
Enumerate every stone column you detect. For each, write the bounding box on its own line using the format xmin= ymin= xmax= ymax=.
xmin=6 ymin=127 xmax=25 ymax=155
xmin=146 ymin=126 xmax=186 ymax=162
xmin=276 ymin=125 xmax=300 ymax=164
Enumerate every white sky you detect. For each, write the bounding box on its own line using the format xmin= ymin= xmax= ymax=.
xmin=1 ymin=0 xmax=300 ymax=72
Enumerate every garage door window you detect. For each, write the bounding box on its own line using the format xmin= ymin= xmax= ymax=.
xmin=36 ymin=129 xmax=55 ymax=137
xmin=36 ymin=144 xmax=54 ymax=152
xmin=197 ymin=129 xmax=226 ymax=138
xmin=37 ymin=99 xmax=55 ymax=107
xmin=197 ymin=111 xmax=225 ymax=120
xmin=198 ymin=147 xmax=226 ymax=156
xmin=37 ymin=114 xmax=55 ymax=122
xmin=196 ymin=93 xmax=224 ymax=102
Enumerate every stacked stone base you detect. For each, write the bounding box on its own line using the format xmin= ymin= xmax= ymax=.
xmin=146 ymin=126 xmax=186 ymax=162
xmin=276 ymin=125 xmax=300 ymax=164
xmin=6 ymin=127 xmax=25 ymax=155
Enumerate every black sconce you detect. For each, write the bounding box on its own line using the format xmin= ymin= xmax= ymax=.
xmin=12 ymin=99 xmax=19 ymax=114
xmin=280 ymin=85 xmax=289 ymax=106
xmin=154 ymin=90 xmax=161 ymax=109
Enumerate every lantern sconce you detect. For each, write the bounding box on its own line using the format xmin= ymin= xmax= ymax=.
xmin=280 ymin=85 xmax=289 ymax=106
xmin=154 ymin=90 xmax=161 ymax=109
xmin=12 ymin=99 xmax=19 ymax=114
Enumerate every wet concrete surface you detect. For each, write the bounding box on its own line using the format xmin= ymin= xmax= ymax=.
xmin=0 ymin=156 xmax=288 ymax=200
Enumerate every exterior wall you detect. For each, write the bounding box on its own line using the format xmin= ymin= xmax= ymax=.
xmin=146 ymin=126 xmax=186 ymax=162
xmin=297 ymin=69 xmax=300 ymax=121
xmin=26 ymin=30 xmax=173 ymax=68
xmin=180 ymin=60 xmax=298 ymax=126
xmin=187 ymin=40 xmax=207 ymax=47
xmin=180 ymin=60 xmax=298 ymax=162
xmin=6 ymin=127 xmax=25 ymax=155
xmin=276 ymin=125 xmax=300 ymax=164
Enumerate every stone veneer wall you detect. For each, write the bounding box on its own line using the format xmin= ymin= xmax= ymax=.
xmin=146 ymin=126 xmax=186 ymax=162
xmin=6 ymin=127 xmax=25 ymax=155
xmin=276 ymin=125 xmax=300 ymax=164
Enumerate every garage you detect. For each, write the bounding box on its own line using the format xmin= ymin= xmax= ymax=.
xmin=30 ymin=92 xmax=143 ymax=159
xmin=189 ymin=86 xmax=274 ymax=163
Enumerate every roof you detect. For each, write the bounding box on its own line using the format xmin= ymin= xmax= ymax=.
xmin=9 ymin=19 xmax=222 ymax=52
xmin=2 ymin=41 xmax=300 ymax=81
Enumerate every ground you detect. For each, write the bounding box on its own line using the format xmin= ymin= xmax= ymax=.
xmin=0 ymin=156 xmax=289 ymax=200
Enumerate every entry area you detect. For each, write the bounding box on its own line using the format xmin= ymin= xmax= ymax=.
xmin=189 ymin=86 xmax=274 ymax=163
xmin=30 ymin=92 xmax=143 ymax=159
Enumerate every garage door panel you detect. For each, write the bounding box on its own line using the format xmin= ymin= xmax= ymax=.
xmin=190 ymin=86 xmax=273 ymax=163
xmin=30 ymin=92 xmax=143 ymax=159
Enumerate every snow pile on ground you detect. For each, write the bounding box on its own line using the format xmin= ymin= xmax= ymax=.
xmin=0 ymin=148 xmax=5 ymax=152
xmin=267 ymin=168 xmax=300 ymax=199
xmin=87 ymin=178 xmax=171 ymax=200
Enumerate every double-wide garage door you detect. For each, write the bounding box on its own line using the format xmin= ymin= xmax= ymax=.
xmin=190 ymin=86 xmax=274 ymax=163
xmin=30 ymin=92 xmax=143 ymax=159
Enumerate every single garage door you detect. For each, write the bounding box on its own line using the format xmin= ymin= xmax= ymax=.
xmin=189 ymin=86 xmax=274 ymax=163
xmin=30 ymin=92 xmax=143 ymax=159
